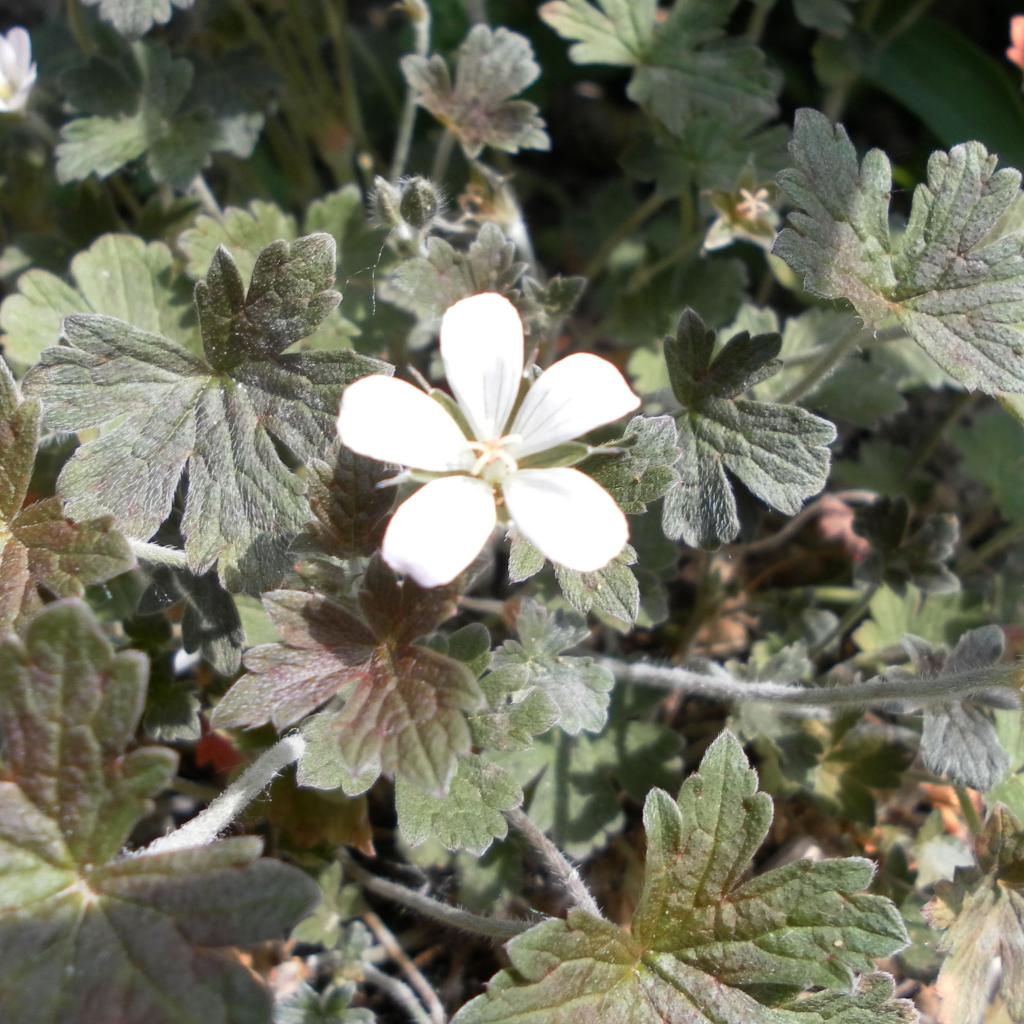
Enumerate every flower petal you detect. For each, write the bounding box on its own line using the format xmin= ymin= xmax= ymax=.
xmin=338 ymin=374 xmax=474 ymax=472
xmin=503 ymin=468 xmax=628 ymax=572
xmin=5 ymin=28 xmax=30 ymax=73
xmin=383 ymin=476 xmax=497 ymax=587
xmin=440 ymin=292 xmax=524 ymax=441
xmin=509 ymin=353 xmax=640 ymax=458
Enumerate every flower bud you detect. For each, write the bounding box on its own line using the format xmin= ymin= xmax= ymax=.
xmin=398 ymin=176 xmax=442 ymax=230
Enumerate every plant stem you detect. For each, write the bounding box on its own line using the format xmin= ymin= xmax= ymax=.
xmin=956 ymin=786 xmax=983 ymax=836
xmin=129 ymin=539 xmax=190 ymax=569
xmin=599 ymin=655 xmax=1020 ymax=708
xmin=960 ymin=521 xmax=1024 ymax=574
xmin=189 ymin=174 xmax=221 ymax=219
xmin=745 ymin=0 xmax=774 ymax=42
xmin=141 ymin=735 xmax=305 ymax=855
xmin=341 ymin=853 xmax=531 ymax=941
xmin=363 ymin=910 xmax=446 ymax=1024
xmin=390 ymin=0 xmax=432 ymax=181
xmin=505 ymin=808 xmax=603 ymax=919
xmin=363 ymin=964 xmax=434 ymax=1024
xmin=583 ymin=191 xmax=669 ymax=282
xmin=430 ymin=129 xmax=456 ymax=185
xmin=807 ymin=584 xmax=879 ymax=659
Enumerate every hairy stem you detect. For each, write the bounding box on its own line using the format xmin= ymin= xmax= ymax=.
xmin=390 ymin=0 xmax=432 ymax=181
xmin=129 ymin=539 xmax=190 ymax=569
xmin=141 ymin=735 xmax=305 ymax=855
xmin=363 ymin=910 xmax=446 ymax=1024
xmin=189 ymin=174 xmax=221 ymax=219
xmin=363 ymin=964 xmax=434 ymax=1024
xmin=599 ymin=656 xmax=1020 ymax=709
xmin=341 ymin=853 xmax=531 ymax=941
xmin=505 ymin=808 xmax=603 ymax=919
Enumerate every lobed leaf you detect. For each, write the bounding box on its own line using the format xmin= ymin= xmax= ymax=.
xmin=215 ymin=561 xmax=483 ymax=794
xmin=774 ymin=109 xmax=1024 ymax=394
xmin=0 ymin=600 xmax=318 ymax=1024
xmin=0 ymin=359 xmax=134 ymax=632
xmin=23 ymin=236 xmax=385 ymax=593
xmin=402 ymin=26 xmax=549 ymax=158
xmin=661 ymin=308 xmax=836 ymax=548
xmin=456 ymin=732 xmax=909 ymax=1022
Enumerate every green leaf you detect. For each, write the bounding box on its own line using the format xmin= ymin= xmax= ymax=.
xmin=541 ymin=0 xmax=780 ymax=134
xmin=137 ymin=566 xmax=244 ymax=676
xmin=0 ymin=600 xmax=318 ymax=1024
xmin=395 ymin=754 xmax=523 ymax=856
xmin=456 ymin=732 xmax=908 ymax=1022
xmin=81 ymin=0 xmax=195 ymax=36
xmin=300 ymin=446 xmax=396 ymax=560
xmin=852 ymin=584 xmax=987 ymax=653
xmin=57 ymin=42 xmax=263 ymax=188
xmin=486 ymin=599 xmax=613 ymax=736
xmin=215 ymin=560 xmax=483 ymax=794
xmin=953 ymin=406 xmax=1024 ymax=523
xmin=554 ymin=544 xmax=641 ymax=629
xmin=275 ymin=983 xmax=375 ymax=1024
xmin=384 ymin=223 xmax=526 ymax=345
xmin=774 ymin=109 xmax=1024 ymax=394
xmin=179 ymin=201 xmax=300 ymax=283
xmin=661 ymin=308 xmax=836 ymax=548
xmin=924 ymin=806 xmax=1024 ymax=1024
xmin=853 ymin=497 xmax=959 ymax=595
xmin=587 ymin=415 xmax=681 ymax=514
xmin=0 ymin=233 xmax=196 ymax=368
xmin=23 ymin=235 xmax=385 ymax=593
xmin=900 ymin=626 xmax=1013 ymax=791
xmin=402 ymin=26 xmax=549 ymax=158
xmin=0 ymin=359 xmax=135 ymax=633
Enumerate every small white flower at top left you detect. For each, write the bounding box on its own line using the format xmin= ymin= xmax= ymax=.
xmin=0 ymin=28 xmax=36 ymax=115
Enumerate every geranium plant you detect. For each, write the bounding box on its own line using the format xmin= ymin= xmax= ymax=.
xmin=0 ymin=2 xmax=1023 ymax=1022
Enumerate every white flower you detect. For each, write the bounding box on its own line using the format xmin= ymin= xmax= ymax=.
xmin=0 ymin=28 xmax=36 ymax=115
xmin=338 ymin=292 xmax=641 ymax=587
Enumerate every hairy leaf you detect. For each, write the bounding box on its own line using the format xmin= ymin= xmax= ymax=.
xmin=0 ymin=359 xmax=134 ymax=632
xmin=487 ymin=599 xmax=613 ymax=736
xmin=215 ymin=560 xmax=482 ymax=794
xmin=792 ymin=0 xmax=859 ymax=35
xmin=384 ymin=222 xmax=526 ymax=344
xmin=924 ymin=805 xmax=1024 ymax=1024
xmin=457 ymin=732 xmax=908 ymax=1022
xmin=774 ymin=109 xmax=1024 ymax=394
xmin=396 ymin=754 xmax=523 ymax=856
xmin=81 ymin=0 xmax=195 ymax=36
xmin=403 ymin=26 xmax=549 ymax=158
xmin=23 ymin=235 xmax=385 ymax=593
xmin=587 ymin=415 xmax=681 ymax=514
xmin=554 ymin=544 xmax=641 ymax=629
xmin=57 ymin=42 xmax=263 ymax=188
xmin=541 ymin=0 xmax=780 ymax=134
xmin=661 ymin=308 xmax=836 ymax=548
xmin=0 ymin=600 xmax=318 ymax=1024
xmin=901 ymin=626 xmax=1014 ymax=791
xmin=0 ymin=233 xmax=196 ymax=367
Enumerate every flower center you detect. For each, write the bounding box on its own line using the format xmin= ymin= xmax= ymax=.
xmin=468 ymin=434 xmax=521 ymax=484
xmin=0 ymin=78 xmax=13 ymax=102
